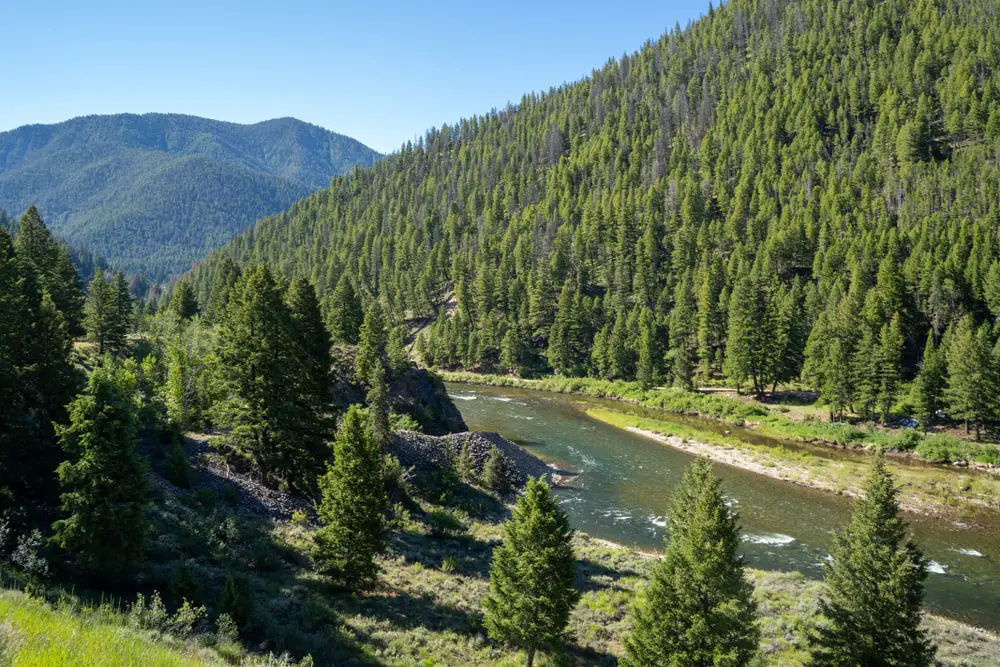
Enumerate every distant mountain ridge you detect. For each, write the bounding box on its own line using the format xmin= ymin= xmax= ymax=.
xmin=0 ymin=113 xmax=381 ymax=278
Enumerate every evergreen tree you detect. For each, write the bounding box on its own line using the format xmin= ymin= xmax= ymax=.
xmin=217 ymin=263 xmax=321 ymax=490
xmin=669 ymin=275 xmax=697 ymax=389
xmin=944 ymin=316 xmax=994 ymax=439
xmin=170 ymin=280 xmax=200 ymax=320
xmin=109 ymin=270 xmax=134 ymax=355
xmin=204 ymin=258 xmax=241 ymax=324
xmin=876 ymin=314 xmax=904 ymax=422
xmin=500 ymin=320 xmax=528 ymax=375
xmin=84 ymin=268 xmax=118 ymax=355
xmin=623 ymin=459 xmax=758 ymax=666
xmin=914 ymin=332 xmax=946 ymax=431
xmin=355 ymin=301 xmax=387 ymax=384
xmin=482 ymin=445 xmax=510 ymax=495
xmin=636 ymin=307 xmax=661 ymax=390
xmin=51 ymin=366 xmax=148 ymax=580
xmin=286 ymin=277 xmax=334 ymax=451
xmin=330 ymin=274 xmax=363 ymax=344
xmin=484 ymin=478 xmax=578 ymax=667
xmin=725 ymin=271 xmax=770 ymax=395
xmin=315 ymin=405 xmax=388 ymax=587
xmin=548 ymin=280 xmax=584 ymax=376
xmin=811 ymin=453 xmax=935 ymax=666
xmin=14 ymin=205 xmax=84 ymax=337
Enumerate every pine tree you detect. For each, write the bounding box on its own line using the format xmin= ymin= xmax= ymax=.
xmin=355 ymin=301 xmax=387 ymax=384
xmin=484 ymin=478 xmax=578 ymax=667
xmin=669 ymin=275 xmax=697 ymax=389
xmin=170 ymin=280 xmax=200 ymax=320
xmin=500 ymin=320 xmax=528 ymax=375
xmin=876 ymin=314 xmax=904 ymax=422
xmin=367 ymin=362 xmax=391 ymax=454
xmin=51 ymin=366 xmax=148 ymax=580
xmin=217 ymin=263 xmax=318 ymax=489
xmin=636 ymin=307 xmax=660 ymax=390
xmin=1 ymin=241 xmax=76 ymax=503
xmin=725 ymin=271 xmax=769 ymax=395
xmin=14 ymin=205 xmax=84 ymax=337
xmin=109 ymin=270 xmax=134 ymax=356
xmin=456 ymin=442 xmax=477 ymax=482
xmin=944 ymin=316 xmax=994 ymax=439
xmin=330 ymin=274 xmax=363 ymax=344
xmin=315 ymin=405 xmax=388 ymax=587
xmin=914 ymin=332 xmax=945 ymax=431
xmin=204 ymin=258 xmax=241 ymax=324
xmin=482 ymin=445 xmax=510 ymax=495
xmin=548 ymin=280 xmax=584 ymax=376
xmin=286 ymin=276 xmax=334 ymax=424
xmin=84 ymin=268 xmax=117 ymax=354
xmin=811 ymin=453 xmax=935 ymax=666
xmin=623 ymin=459 xmax=758 ymax=666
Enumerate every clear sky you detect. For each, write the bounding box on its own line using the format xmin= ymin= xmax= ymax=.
xmin=3 ymin=1 xmax=713 ymax=154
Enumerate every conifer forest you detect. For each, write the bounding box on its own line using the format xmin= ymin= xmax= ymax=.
xmin=3 ymin=0 xmax=1000 ymax=665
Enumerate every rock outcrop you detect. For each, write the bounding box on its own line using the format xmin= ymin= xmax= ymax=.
xmin=391 ymin=430 xmax=551 ymax=489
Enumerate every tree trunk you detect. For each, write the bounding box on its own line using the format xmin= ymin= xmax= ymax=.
xmin=525 ymin=646 xmax=536 ymax=667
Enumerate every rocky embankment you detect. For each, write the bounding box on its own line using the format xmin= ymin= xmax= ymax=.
xmin=391 ymin=430 xmax=553 ymax=489
xmin=330 ymin=348 xmax=467 ymax=435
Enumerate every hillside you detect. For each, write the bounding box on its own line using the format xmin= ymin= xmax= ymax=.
xmin=0 ymin=114 xmax=380 ymax=278
xmin=188 ymin=0 xmax=1000 ymax=434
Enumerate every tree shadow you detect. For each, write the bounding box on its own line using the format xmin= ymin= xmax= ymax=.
xmin=575 ymin=557 xmax=642 ymax=593
xmin=389 ymin=530 xmax=496 ymax=579
xmin=347 ymin=585 xmax=484 ymax=636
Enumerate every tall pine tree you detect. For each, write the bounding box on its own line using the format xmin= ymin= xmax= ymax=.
xmin=624 ymin=459 xmax=758 ymax=666
xmin=315 ymin=405 xmax=388 ymax=587
xmin=483 ymin=477 xmax=578 ymax=667
xmin=51 ymin=365 xmax=148 ymax=580
xmin=811 ymin=453 xmax=935 ymax=666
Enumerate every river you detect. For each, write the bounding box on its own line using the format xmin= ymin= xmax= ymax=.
xmin=445 ymin=382 xmax=1000 ymax=629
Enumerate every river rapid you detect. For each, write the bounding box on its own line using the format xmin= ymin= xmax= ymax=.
xmin=445 ymin=382 xmax=1000 ymax=629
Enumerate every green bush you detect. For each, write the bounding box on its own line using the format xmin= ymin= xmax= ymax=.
xmin=916 ymin=435 xmax=963 ymax=463
xmin=424 ymin=509 xmax=466 ymax=538
xmin=887 ymin=430 xmax=922 ymax=451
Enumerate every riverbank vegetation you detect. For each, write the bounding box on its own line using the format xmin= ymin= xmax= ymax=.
xmin=586 ymin=407 xmax=1000 ymax=517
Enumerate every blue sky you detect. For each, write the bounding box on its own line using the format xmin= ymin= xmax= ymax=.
xmin=3 ymin=1 xmax=712 ymax=153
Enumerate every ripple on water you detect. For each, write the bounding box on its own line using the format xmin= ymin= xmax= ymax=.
xmin=649 ymin=515 xmax=667 ymax=528
xmin=951 ymin=548 xmax=984 ymax=558
xmin=928 ymin=560 xmax=948 ymax=575
xmin=602 ymin=508 xmax=633 ymax=523
xmin=451 ymin=393 xmax=478 ymax=401
xmin=742 ymin=533 xmax=796 ymax=546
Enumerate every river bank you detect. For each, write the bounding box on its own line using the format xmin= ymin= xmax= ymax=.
xmin=441 ymin=372 xmax=1000 ymax=520
xmin=438 ymin=372 xmax=1000 ymax=469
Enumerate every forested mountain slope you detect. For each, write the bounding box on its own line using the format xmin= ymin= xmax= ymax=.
xmin=191 ymin=0 xmax=1000 ymax=422
xmin=0 ymin=114 xmax=380 ymax=278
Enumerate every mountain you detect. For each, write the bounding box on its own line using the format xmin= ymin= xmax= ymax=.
xmin=190 ymin=0 xmax=999 ymax=412
xmin=0 ymin=113 xmax=380 ymax=278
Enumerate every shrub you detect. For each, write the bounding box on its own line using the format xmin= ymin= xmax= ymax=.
xmin=916 ymin=435 xmax=963 ymax=463
xmin=425 ymin=509 xmax=466 ymax=538
xmin=887 ymin=430 xmax=922 ymax=451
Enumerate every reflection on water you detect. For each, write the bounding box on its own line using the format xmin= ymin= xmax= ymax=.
xmin=446 ymin=383 xmax=1000 ymax=629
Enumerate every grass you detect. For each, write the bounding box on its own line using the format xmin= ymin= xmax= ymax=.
xmin=3 ymin=507 xmax=997 ymax=667
xmin=0 ymin=589 xmax=224 ymax=666
xmin=584 ymin=407 xmax=1000 ymax=517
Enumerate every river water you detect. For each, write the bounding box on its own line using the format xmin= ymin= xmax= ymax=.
xmin=445 ymin=382 xmax=1000 ymax=629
